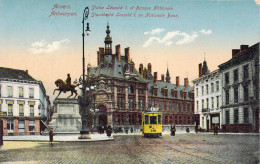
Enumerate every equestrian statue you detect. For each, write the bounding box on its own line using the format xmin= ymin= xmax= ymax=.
xmin=53 ymin=74 xmax=78 ymax=99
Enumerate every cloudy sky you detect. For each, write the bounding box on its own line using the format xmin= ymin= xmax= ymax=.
xmin=0 ymin=0 xmax=259 ymax=102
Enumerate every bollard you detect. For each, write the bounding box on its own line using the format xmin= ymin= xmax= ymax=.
xmin=0 ymin=119 xmax=3 ymax=145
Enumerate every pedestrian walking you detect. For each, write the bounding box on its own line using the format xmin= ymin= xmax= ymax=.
xmin=130 ymin=127 xmax=134 ymax=133
xmin=106 ymin=125 xmax=112 ymax=137
xmin=214 ymin=124 xmax=219 ymax=135
xmin=186 ymin=127 xmax=190 ymax=133
xmin=171 ymin=125 xmax=176 ymax=136
xmin=49 ymin=128 xmax=54 ymax=146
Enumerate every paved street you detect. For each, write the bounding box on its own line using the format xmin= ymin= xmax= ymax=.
xmin=0 ymin=133 xmax=259 ymax=164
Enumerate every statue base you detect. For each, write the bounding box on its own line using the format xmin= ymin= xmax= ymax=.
xmin=78 ymin=130 xmax=91 ymax=139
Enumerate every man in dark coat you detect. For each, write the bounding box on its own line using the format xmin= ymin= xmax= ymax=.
xmin=49 ymin=128 xmax=54 ymax=146
xmin=106 ymin=125 xmax=112 ymax=137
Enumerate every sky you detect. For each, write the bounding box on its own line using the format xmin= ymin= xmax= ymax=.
xmin=0 ymin=0 xmax=259 ymax=102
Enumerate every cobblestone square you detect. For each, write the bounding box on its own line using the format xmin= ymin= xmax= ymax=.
xmin=0 ymin=133 xmax=259 ymax=164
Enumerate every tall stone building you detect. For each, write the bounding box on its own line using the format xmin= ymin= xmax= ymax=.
xmin=192 ymin=61 xmax=222 ymax=131
xmin=86 ymin=24 xmax=195 ymax=130
xmin=219 ymin=43 xmax=259 ymax=132
xmin=0 ymin=67 xmax=49 ymax=135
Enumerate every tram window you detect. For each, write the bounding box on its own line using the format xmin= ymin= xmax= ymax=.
xmin=150 ymin=116 xmax=157 ymax=124
xmin=158 ymin=115 xmax=161 ymax=124
xmin=145 ymin=115 xmax=149 ymax=124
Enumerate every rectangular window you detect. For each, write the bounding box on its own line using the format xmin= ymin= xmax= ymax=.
xmin=234 ymin=87 xmax=239 ymax=103
xmin=169 ymin=103 xmax=173 ymax=112
xmin=234 ymin=109 xmax=239 ymax=124
xmin=29 ymin=120 xmax=35 ymax=131
xmin=174 ymin=102 xmax=177 ymax=112
xmin=244 ymin=108 xmax=249 ymax=123
xmin=158 ymin=115 xmax=161 ymax=124
xmin=154 ymin=101 xmax=157 ymax=108
xmin=225 ymin=110 xmax=230 ymax=124
xmin=19 ymin=87 xmax=24 ymax=98
xmin=202 ymin=99 xmax=204 ymax=109
xmin=118 ymin=97 xmax=125 ymax=109
xmin=206 ymin=85 xmax=209 ymax=95
xmin=30 ymin=105 xmax=34 ymax=116
xmin=196 ymin=88 xmax=198 ymax=97
xmin=18 ymin=120 xmax=25 ymax=132
xmin=7 ymin=119 xmax=14 ymax=132
xmin=216 ymin=96 xmax=219 ymax=108
xmin=225 ymin=73 xmax=229 ymax=85
xmin=8 ymin=104 xmax=13 ymax=116
xmin=234 ymin=69 xmax=239 ymax=82
xmin=145 ymin=115 xmax=149 ymax=124
xmin=225 ymin=90 xmax=229 ymax=105
xmin=19 ymin=104 xmax=24 ymax=116
xmin=211 ymin=97 xmax=214 ymax=108
xmin=128 ymin=98 xmax=133 ymax=110
xmin=148 ymin=100 xmax=152 ymax=109
xmin=211 ymin=83 xmax=214 ymax=93
xmin=29 ymin=88 xmax=34 ymax=98
xmin=8 ymin=86 xmax=13 ymax=97
xmin=202 ymin=117 xmax=204 ymax=128
xmin=165 ymin=102 xmax=168 ymax=111
xmin=243 ymin=65 xmax=249 ymax=79
xmin=150 ymin=116 xmax=157 ymax=124
xmin=201 ymin=86 xmax=204 ymax=96
xmin=206 ymin=98 xmax=209 ymax=108
xmin=159 ymin=101 xmax=163 ymax=111
xmin=244 ymin=85 xmax=249 ymax=101
xmin=138 ymin=99 xmax=143 ymax=110
xmin=216 ymin=81 xmax=219 ymax=91
xmin=196 ymin=101 xmax=199 ymax=112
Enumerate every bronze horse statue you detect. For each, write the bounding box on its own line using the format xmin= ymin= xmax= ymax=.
xmin=53 ymin=79 xmax=78 ymax=99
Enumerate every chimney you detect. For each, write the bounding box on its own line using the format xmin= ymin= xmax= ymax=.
xmin=125 ymin=47 xmax=130 ymax=62
xmin=199 ymin=63 xmax=202 ymax=77
xmin=139 ymin=64 xmax=143 ymax=76
xmin=161 ymin=74 xmax=165 ymax=82
xmin=154 ymin=72 xmax=158 ymax=83
xmin=143 ymin=68 xmax=147 ymax=79
xmin=184 ymin=78 xmax=188 ymax=88
xmin=97 ymin=51 xmax=101 ymax=65
xmin=148 ymin=63 xmax=152 ymax=73
xmin=232 ymin=49 xmax=240 ymax=58
xmin=116 ymin=44 xmax=121 ymax=61
xmin=240 ymin=45 xmax=249 ymax=52
xmin=26 ymin=70 xmax=28 ymax=74
xmin=176 ymin=76 xmax=180 ymax=87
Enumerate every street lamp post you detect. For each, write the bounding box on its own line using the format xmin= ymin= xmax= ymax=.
xmin=79 ymin=7 xmax=91 ymax=139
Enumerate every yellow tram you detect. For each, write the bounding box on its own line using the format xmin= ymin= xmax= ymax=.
xmin=142 ymin=111 xmax=162 ymax=138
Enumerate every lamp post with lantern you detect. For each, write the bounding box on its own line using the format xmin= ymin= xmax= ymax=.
xmin=78 ymin=6 xmax=91 ymax=139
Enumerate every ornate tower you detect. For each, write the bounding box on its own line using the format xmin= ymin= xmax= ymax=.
xmin=166 ymin=67 xmax=171 ymax=83
xmin=104 ymin=23 xmax=112 ymax=54
xmin=202 ymin=60 xmax=210 ymax=75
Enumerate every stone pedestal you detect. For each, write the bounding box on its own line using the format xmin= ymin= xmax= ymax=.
xmin=49 ymin=98 xmax=81 ymax=134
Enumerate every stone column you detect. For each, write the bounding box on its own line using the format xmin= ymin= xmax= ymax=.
xmin=125 ymin=87 xmax=129 ymax=109
xmin=144 ymin=89 xmax=148 ymax=110
xmin=135 ymin=88 xmax=139 ymax=111
xmin=239 ymin=107 xmax=244 ymax=124
xmin=114 ymin=86 xmax=117 ymax=109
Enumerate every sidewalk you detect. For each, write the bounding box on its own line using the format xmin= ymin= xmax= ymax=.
xmin=3 ymin=133 xmax=114 ymax=142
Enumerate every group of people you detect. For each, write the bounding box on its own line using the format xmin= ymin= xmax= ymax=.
xmin=98 ymin=125 xmax=113 ymax=137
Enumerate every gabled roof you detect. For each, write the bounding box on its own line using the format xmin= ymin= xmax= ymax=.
xmin=0 ymin=67 xmax=37 ymax=81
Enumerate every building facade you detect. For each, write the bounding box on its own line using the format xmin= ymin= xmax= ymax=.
xmin=192 ymin=61 xmax=222 ymax=131
xmin=0 ymin=68 xmax=49 ymax=135
xmin=218 ymin=43 xmax=259 ymax=132
xmin=85 ymin=24 xmax=195 ymax=130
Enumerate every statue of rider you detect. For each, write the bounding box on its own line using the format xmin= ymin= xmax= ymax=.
xmin=65 ymin=74 xmax=71 ymax=89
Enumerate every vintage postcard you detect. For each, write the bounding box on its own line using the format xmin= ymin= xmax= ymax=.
xmin=0 ymin=0 xmax=259 ymax=163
